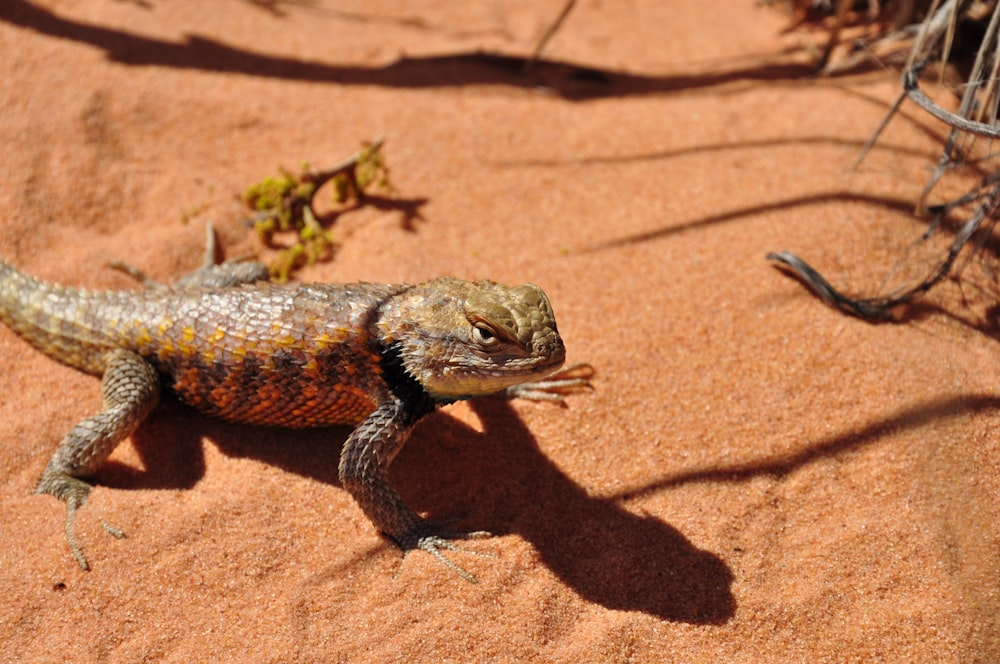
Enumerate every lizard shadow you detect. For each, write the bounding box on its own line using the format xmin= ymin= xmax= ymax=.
xmin=103 ymin=397 xmax=347 ymax=493
xmin=396 ymin=398 xmax=736 ymax=623
xmin=105 ymin=396 xmax=734 ymax=624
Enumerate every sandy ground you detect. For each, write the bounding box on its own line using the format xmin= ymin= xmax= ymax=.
xmin=1 ymin=1 xmax=999 ymax=662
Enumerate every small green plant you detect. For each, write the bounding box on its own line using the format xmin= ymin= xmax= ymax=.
xmin=243 ymin=137 xmax=393 ymax=281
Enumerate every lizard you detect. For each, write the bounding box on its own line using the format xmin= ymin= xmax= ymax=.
xmin=0 ymin=229 xmax=592 ymax=581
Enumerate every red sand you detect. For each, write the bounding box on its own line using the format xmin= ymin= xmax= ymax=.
xmin=2 ymin=2 xmax=999 ymax=662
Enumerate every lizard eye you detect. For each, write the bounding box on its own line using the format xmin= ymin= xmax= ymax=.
xmin=472 ymin=322 xmax=499 ymax=347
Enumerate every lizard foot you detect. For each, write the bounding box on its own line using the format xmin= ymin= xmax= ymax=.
xmin=394 ymin=524 xmax=492 ymax=583
xmin=109 ymin=223 xmax=268 ymax=289
xmin=36 ymin=472 xmax=124 ymax=571
xmin=504 ymin=362 xmax=596 ymax=404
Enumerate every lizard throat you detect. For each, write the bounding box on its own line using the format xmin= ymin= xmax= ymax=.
xmin=378 ymin=341 xmax=441 ymax=417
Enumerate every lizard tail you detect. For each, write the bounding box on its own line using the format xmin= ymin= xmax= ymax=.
xmin=0 ymin=258 xmax=112 ymax=375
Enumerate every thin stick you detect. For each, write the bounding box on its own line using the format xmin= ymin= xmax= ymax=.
xmin=767 ymin=183 xmax=999 ymax=321
xmin=852 ymin=88 xmax=907 ymax=170
xmin=523 ymin=0 xmax=577 ymax=74
xmin=903 ymin=67 xmax=1000 ymax=139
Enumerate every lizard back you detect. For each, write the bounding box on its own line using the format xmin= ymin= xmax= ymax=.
xmin=134 ymin=282 xmax=401 ymax=427
xmin=0 ymin=259 xmax=403 ymax=427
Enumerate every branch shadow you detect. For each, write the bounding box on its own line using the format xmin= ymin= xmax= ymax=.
xmin=614 ymin=393 xmax=1000 ymax=502
xmin=488 ymin=135 xmax=937 ymax=169
xmin=584 ymin=191 xmax=918 ymax=251
xmin=4 ymin=0 xmax=816 ymax=101
xmin=318 ymin=194 xmax=428 ymax=233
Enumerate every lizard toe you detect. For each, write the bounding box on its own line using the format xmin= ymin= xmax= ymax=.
xmin=415 ymin=535 xmax=483 ymax=584
xmin=393 ymin=521 xmax=494 ymax=583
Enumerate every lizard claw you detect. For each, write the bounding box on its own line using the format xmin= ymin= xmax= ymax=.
xmin=37 ymin=473 xmax=126 ymax=571
xmin=415 ymin=536 xmax=485 ymax=584
xmin=394 ymin=523 xmax=492 ymax=583
xmin=504 ymin=362 xmax=596 ymax=404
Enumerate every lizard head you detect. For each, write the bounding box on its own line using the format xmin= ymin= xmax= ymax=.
xmin=377 ymin=278 xmax=566 ymax=401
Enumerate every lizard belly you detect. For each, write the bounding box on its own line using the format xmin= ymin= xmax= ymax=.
xmin=162 ymin=349 xmax=382 ymax=428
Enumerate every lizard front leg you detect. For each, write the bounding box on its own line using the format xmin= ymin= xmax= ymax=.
xmin=503 ymin=362 xmax=595 ymax=403
xmin=35 ymin=348 xmax=161 ymax=570
xmin=339 ymin=400 xmax=485 ymax=582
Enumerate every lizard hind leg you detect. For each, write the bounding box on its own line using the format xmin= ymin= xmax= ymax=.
xmin=35 ymin=348 xmax=161 ymax=570
xmin=109 ymin=223 xmax=269 ymax=290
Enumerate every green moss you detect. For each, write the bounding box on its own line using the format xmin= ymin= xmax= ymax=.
xmin=241 ymin=138 xmax=393 ymax=280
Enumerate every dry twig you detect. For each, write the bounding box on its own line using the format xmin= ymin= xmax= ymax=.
xmin=769 ymin=2 xmax=1000 ymax=321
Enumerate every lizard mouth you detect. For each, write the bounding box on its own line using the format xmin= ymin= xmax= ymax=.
xmin=515 ymin=352 xmax=566 ymax=377
xmin=478 ymin=349 xmax=567 ymax=385
xmin=483 ymin=341 xmax=566 ymax=377
xmin=422 ymin=352 xmax=567 ymax=400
